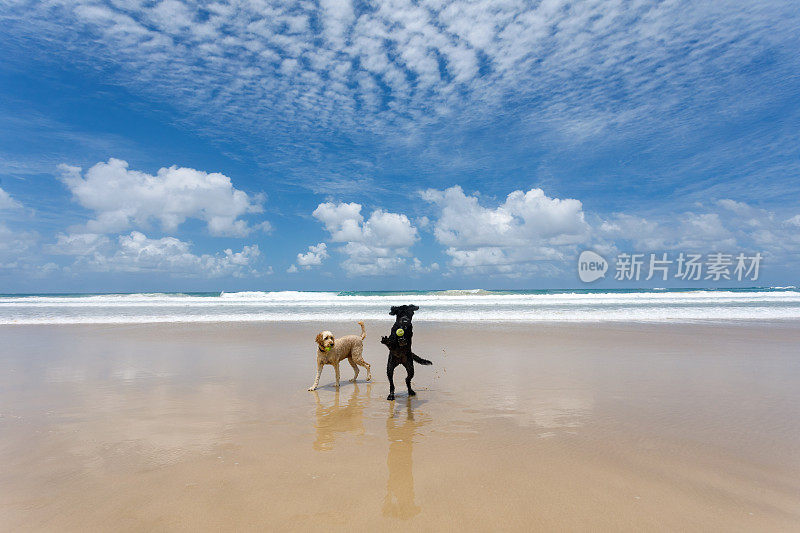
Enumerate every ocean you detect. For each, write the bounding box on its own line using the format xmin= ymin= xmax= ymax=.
xmin=1 ymin=288 xmax=800 ymax=324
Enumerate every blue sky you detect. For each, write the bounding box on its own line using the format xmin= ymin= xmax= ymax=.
xmin=1 ymin=0 xmax=799 ymax=292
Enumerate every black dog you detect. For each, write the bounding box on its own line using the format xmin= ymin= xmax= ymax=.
xmin=381 ymin=304 xmax=432 ymax=401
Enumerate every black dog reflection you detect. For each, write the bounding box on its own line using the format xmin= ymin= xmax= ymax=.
xmin=381 ymin=305 xmax=432 ymax=401
xmin=383 ymin=398 xmax=428 ymax=519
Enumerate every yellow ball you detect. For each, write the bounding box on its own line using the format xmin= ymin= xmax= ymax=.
xmin=396 ymin=328 xmax=404 ymax=337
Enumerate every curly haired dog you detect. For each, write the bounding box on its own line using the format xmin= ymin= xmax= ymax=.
xmin=308 ymin=321 xmax=372 ymax=391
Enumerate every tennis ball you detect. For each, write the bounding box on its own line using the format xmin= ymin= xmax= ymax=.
xmin=396 ymin=328 xmax=404 ymax=337
xmin=325 ymin=346 xmax=331 ymax=351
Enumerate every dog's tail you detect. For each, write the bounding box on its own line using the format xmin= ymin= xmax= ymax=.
xmin=412 ymin=353 xmax=432 ymax=365
xmin=358 ymin=321 xmax=366 ymax=340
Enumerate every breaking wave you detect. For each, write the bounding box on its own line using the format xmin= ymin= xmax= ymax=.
xmin=2 ymin=288 xmax=800 ymax=324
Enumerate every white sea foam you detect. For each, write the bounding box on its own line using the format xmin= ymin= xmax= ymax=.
xmin=1 ymin=290 xmax=800 ymax=324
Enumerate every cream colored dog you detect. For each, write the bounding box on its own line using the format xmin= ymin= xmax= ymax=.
xmin=308 ymin=321 xmax=372 ymax=391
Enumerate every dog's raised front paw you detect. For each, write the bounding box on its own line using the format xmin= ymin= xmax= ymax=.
xmin=386 ymin=394 xmax=395 ymax=401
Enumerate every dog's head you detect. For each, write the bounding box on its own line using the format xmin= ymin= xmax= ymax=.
xmin=315 ymin=330 xmax=335 ymax=351
xmin=389 ymin=304 xmax=418 ymax=346
xmin=390 ymin=304 xmax=418 ymax=324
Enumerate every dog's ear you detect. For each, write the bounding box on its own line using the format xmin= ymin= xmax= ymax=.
xmin=315 ymin=332 xmax=323 ymax=347
xmin=389 ymin=306 xmax=399 ymax=316
xmin=410 ymin=305 xmax=419 ymax=311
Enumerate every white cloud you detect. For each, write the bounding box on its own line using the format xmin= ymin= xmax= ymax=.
xmin=311 ymin=202 xmax=365 ymax=242
xmin=422 ymin=185 xmax=589 ymax=274
xmin=0 ymin=223 xmax=39 ymax=273
xmin=58 ymin=158 xmax=265 ymax=236
xmin=677 ymin=213 xmax=736 ymax=250
xmin=58 ymin=231 xmax=265 ymax=277
xmin=595 ymin=201 xmax=800 ymax=266
xmin=412 ymin=258 xmax=438 ymax=273
xmin=38 ymin=262 xmax=59 ymax=276
xmin=739 ymin=209 xmax=800 ymax=255
xmin=49 ymin=232 xmax=111 ymax=255
xmin=422 ymin=186 xmax=589 ymax=247
xmin=312 ymin=201 xmax=419 ymax=275
xmin=0 ymin=223 xmax=35 ymax=254
xmin=420 ymin=189 xmax=800 ymax=276
xmin=598 ymin=211 xmax=737 ymax=254
xmin=0 ymin=187 xmax=22 ymax=210
xmin=7 ymin=0 xmax=794 ymax=146
xmin=289 ymin=242 xmax=328 ymax=272
xmin=599 ymin=214 xmax=664 ymax=250
xmin=446 ymin=247 xmax=506 ymax=269
xmin=716 ymin=199 xmax=753 ymax=216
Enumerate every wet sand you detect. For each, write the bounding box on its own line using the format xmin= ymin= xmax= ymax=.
xmin=1 ymin=321 xmax=799 ymax=531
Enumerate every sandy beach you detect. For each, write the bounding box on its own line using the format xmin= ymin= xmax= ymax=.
xmin=1 ymin=320 xmax=799 ymax=531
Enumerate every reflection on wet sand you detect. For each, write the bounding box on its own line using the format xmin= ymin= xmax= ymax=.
xmin=383 ymin=399 xmax=429 ymax=520
xmin=5 ymin=323 xmax=800 ymax=531
xmin=312 ymin=384 xmax=372 ymax=451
